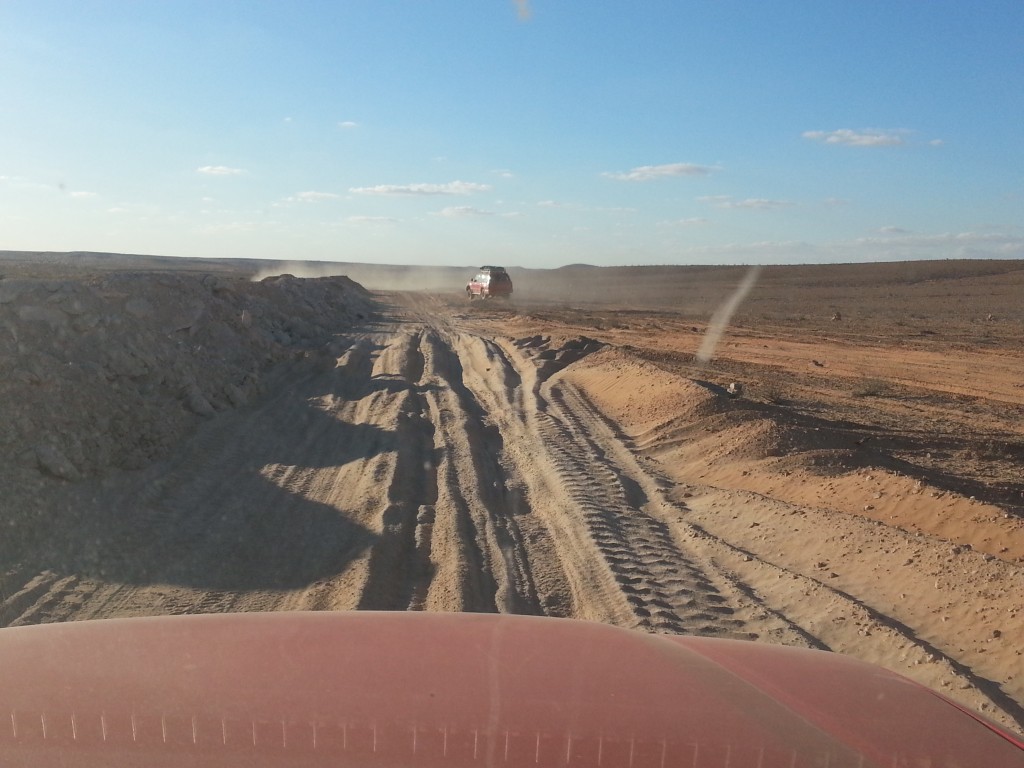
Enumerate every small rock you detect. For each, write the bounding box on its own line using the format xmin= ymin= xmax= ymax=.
xmin=184 ymin=383 xmax=216 ymax=417
xmin=224 ymin=382 xmax=248 ymax=407
xmin=35 ymin=444 xmax=82 ymax=481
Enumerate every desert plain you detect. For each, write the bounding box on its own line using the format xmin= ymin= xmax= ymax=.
xmin=1 ymin=252 xmax=1023 ymax=734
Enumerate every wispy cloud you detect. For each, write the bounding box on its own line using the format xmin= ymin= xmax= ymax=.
xmin=295 ymin=191 xmax=340 ymax=201
xmin=634 ymin=230 xmax=1024 ymax=264
xmin=437 ymin=206 xmax=494 ymax=218
xmin=345 ymin=215 xmax=398 ymax=224
xmin=69 ymin=190 xmax=96 ymax=198
xmin=724 ymin=198 xmax=791 ymax=210
xmin=669 ymin=217 xmax=711 ymax=226
xmin=603 ymin=162 xmax=717 ymax=181
xmin=536 ymin=200 xmax=634 ymax=213
xmin=699 ymin=195 xmax=791 ymax=210
xmin=853 ymin=231 xmax=1023 ymax=251
xmin=878 ymin=225 xmax=910 ymax=234
xmin=197 ymin=165 xmax=245 ymax=176
xmin=338 ymin=121 xmax=359 ymax=129
xmin=349 ymin=181 xmax=492 ymax=196
xmin=802 ymin=129 xmax=907 ymax=147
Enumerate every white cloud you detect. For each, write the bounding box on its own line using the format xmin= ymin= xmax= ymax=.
xmin=349 ymin=181 xmax=492 ymax=196
xmin=853 ymin=231 xmax=1022 ymax=251
xmin=197 ymin=165 xmax=245 ymax=176
xmin=724 ymin=198 xmax=791 ymax=210
xmin=878 ymin=225 xmax=910 ymax=234
xmin=295 ymin=191 xmax=340 ymax=201
xmin=700 ymin=196 xmax=791 ymax=210
xmin=929 ymin=138 xmax=944 ymax=147
xmin=437 ymin=206 xmax=494 ymax=218
xmin=70 ymin=190 xmax=96 ymax=198
xmin=493 ymin=169 xmax=515 ymax=178
xmin=802 ymin=129 xmax=906 ymax=147
xmin=338 ymin=121 xmax=359 ymax=129
xmin=603 ymin=162 xmax=717 ymax=181
xmin=345 ymin=215 xmax=398 ymax=224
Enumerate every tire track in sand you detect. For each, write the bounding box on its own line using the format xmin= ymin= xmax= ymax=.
xmin=478 ymin=335 xmax=805 ymax=639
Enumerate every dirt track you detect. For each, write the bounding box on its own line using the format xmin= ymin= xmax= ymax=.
xmin=2 ymin=273 xmax=1023 ymax=735
xmin=2 ymin=293 xmax=770 ymax=630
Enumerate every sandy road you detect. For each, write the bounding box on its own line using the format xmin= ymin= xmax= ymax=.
xmin=0 ymin=291 xmax=772 ymax=634
xmin=2 ymin=290 xmax=1022 ymax=733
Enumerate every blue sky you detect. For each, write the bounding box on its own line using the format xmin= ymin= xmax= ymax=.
xmin=1 ymin=1 xmax=1021 ymax=267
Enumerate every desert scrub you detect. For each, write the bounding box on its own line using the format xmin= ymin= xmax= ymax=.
xmin=852 ymin=378 xmax=889 ymax=397
xmin=758 ymin=380 xmax=788 ymax=404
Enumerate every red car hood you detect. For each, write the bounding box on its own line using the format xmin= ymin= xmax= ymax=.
xmin=0 ymin=611 xmax=1021 ymax=767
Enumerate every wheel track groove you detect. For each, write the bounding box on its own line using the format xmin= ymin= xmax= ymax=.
xmin=531 ymin=373 xmax=753 ymax=637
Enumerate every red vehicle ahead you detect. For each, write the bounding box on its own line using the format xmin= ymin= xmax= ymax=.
xmin=466 ymin=265 xmax=513 ymax=299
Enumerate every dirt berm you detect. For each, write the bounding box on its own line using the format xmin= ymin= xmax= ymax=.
xmin=0 ymin=271 xmax=374 ymax=553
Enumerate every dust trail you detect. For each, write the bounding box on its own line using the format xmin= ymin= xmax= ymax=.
xmin=695 ymin=266 xmax=761 ymax=364
xmin=249 ymin=262 xmax=468 ymax=292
